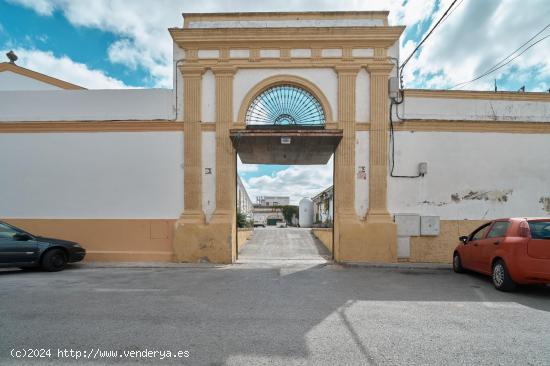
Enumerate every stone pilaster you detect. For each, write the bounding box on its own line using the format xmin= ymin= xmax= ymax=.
xmin=212 ymin=66 xmax=237 ymax=218
xmin=180 ymin=65 xmax=205 ymax=223
xmin=334 ymin=65 xmax=360 ymax=220
xmin=366 ymin=62 xmax=394 ymax=223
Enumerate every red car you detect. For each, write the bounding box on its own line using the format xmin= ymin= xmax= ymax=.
xmin=453 ymin=218 xmax=550 ymax=291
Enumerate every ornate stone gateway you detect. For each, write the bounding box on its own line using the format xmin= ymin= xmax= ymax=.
xmin=169 ymin=12 xmax=404 ymax=263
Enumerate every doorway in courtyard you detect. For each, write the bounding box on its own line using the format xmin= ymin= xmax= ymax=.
xmin=231 ymin=83 xmax=340 ymax=263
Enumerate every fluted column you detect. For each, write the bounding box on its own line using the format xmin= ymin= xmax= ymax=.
xmin=180 ymin=65 xmax=205 ymax=222
xmin=334 ymin=65 xmax=360 ymax=220
xmin=366 ymin=62 xmax=394 ymax=223
xmin=212 ymin=66 xmax=236 ymax=219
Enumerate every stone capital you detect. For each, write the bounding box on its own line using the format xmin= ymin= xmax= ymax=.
xmin=178 ymin=65 xmax=206 ymax=78
xmin=367 ymin=62 xmax=394 ymax=75
xmin=334 ymin=64 xmax=361 ymax=76
xmin=211 ymin=65 xmax=237 ymax=77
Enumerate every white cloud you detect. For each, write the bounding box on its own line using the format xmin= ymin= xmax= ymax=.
xmin=400 ymin=0 xmax=550 ymax=91
xmin=2 ymin=48 xmax=130 ymax=89
xmin=241 ymin=157 xmax=333 ymax=205
xmin=8 ymin=0 xmax=550 ymax=91
xmin=237 ymin=156 xmax=259 ymax=173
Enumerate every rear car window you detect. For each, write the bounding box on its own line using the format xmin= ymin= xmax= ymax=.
xmin=487 ymin=221 xmax=510 ymax=238
xmin=528 ymin=221 xmax=550 ymax=240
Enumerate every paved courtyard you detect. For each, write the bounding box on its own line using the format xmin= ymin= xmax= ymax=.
xmin=1 ymin=259 xmax=549 ymax=365
xmin=238 ymin=227 xmax=331 ymax=262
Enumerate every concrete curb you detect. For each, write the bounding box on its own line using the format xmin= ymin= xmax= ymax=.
xmin=74 ymin=261 xmax=451 ymax=270
xmin=341 ymin=262 xmax=452 ymax=270
xmin=74 ymin=262 xmax=227 ymax=269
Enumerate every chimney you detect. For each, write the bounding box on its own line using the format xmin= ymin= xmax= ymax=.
xmin=6 ymin=50 xmax=18 ymax=64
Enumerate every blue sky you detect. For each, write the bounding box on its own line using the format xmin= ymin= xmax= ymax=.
xmin=1 ymin=0 xmax=549 ymax=203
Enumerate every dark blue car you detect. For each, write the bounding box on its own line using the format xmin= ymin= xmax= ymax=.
xmin=0 ymin=221 xmax=86 ymax=271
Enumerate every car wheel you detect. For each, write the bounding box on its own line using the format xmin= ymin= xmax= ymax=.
xmin=41 ymin=249 xmax=67 ymax=272
xmin=453 ymin=253 xmax=464 ymax=273
xmin=492 ymin=259 xmax=516 ymax=292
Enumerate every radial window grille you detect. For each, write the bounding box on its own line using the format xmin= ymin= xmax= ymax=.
xmin=245 ymin=85 xmax=325 ymax=126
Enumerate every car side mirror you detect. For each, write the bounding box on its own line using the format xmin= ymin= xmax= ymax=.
xmin=459 ymin=235 xmax=468 ymax=244
xmin=13 ymin=233 xmax=32 ymax=241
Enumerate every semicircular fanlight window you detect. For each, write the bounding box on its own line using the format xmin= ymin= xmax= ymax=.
xmin=245 ymin=85 xmax=325 ymax=126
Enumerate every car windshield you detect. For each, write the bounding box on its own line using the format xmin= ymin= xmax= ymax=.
xmin=528 ymin=221 xmax=550 ymax=240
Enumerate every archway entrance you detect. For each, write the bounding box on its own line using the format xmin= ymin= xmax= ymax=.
xmin=171 ymin=11 xmax=403 ymax=264
xmin=233 ymin=83 xmax=337 ymax=263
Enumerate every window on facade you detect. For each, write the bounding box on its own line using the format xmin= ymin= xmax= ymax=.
xmin=245 ymin=85 xmax=325 ymax=126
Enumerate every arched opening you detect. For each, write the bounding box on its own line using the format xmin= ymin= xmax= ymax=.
xmin=245 ymin=85 xmax=326 ymax=126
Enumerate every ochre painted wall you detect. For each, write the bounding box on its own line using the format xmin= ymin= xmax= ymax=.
xmin=4 ymin=219 xmax=176 ymax=262
xmin=410 ymin=220 xmax=487 ymax=263
xmin=312 ymin=228 xmax=333 ymax=253
xmin=237 ymin=228 xmax=254 ymax=251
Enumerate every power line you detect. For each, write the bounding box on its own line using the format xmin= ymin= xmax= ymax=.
xmin=400 ymin=0 xmax=460 ymax=74
xmin=450 ymin=23 xmax=550 ymax=89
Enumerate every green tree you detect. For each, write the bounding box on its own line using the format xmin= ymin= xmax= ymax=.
xmin=237 ymin=211 xmax=248 ymax=228
xmin=280 ymin=205 xmax=299 ymax=225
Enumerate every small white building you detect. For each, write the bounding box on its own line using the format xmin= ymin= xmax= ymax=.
xmin=312 ymin=186 xmax=334 ymax=226
xmin=237 ymin=175 xmax=253 ymax=221
xmin=256 ymin=196 xmax=290 ymax=207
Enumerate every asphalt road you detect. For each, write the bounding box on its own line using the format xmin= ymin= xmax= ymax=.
xmin=238 ymin=227 xmax=331 ymax=262
xmin=1 ymin=261 xmax=549 ymax=365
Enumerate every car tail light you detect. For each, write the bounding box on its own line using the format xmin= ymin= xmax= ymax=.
xmin=518 ymin=221 xmax=531 ymax=238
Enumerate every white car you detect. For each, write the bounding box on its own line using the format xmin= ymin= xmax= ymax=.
xmin=276 ymin=221 xmax=287 ymax=228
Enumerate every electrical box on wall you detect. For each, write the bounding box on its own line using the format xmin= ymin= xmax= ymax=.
xmin=418 ymin=162 xmax=428 ymax=176
xmin=394 ymin=213 xmax=420 ymax=237
xmin=389 ymin=77 xmax=400 ymax=99
xmin=421 ymin=216 xmax=440 ymax=236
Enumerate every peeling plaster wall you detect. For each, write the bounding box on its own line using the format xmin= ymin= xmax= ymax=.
xmin=388 ymin=132 xmax=550 ymax=220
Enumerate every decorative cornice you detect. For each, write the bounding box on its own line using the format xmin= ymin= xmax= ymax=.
xmin=393 ymin=120 xmax=550 ymax=133
xmin=0 ymin=62 xmax=85 ymax=90
xmin=0 ymin=121 xmax=183 ymax=133
xmin=170 ymin=26 xmax=405 ymax=49
xmin=404 ymin=89 xmax=550 ymax=102
xmin=0 ymin=121 xmax=223 ymax=133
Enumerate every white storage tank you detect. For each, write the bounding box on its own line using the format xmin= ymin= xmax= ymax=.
xmin=299 ymin=198 xmax=314 ymax=228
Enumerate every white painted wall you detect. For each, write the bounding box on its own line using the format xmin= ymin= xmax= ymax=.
xmin=201 ymin=70 xmax=216 ymax=123
xmin=202 ymin=131 xmax=216 ymax=221
xmin=173 ymin=43 xmax=185 ymax=121
xmin=233 ymin=68 xmax=338 ymax=122
xmin=0 ymin=132 xmax=183 ymax=218
xmin=0 ymin=71 xmax=62 ymax=91
xmin=400 ymin=96 xmax=550 ymax=122
xmin=356 ymin=68 xmax=370 ymax=122
xmin=0 ymin=89 xmax=174 ymax=122
xmin=388 ymin=132 xmax=550 ymax=220
xmin=355 ymin=131 xmax=369 ymax=219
